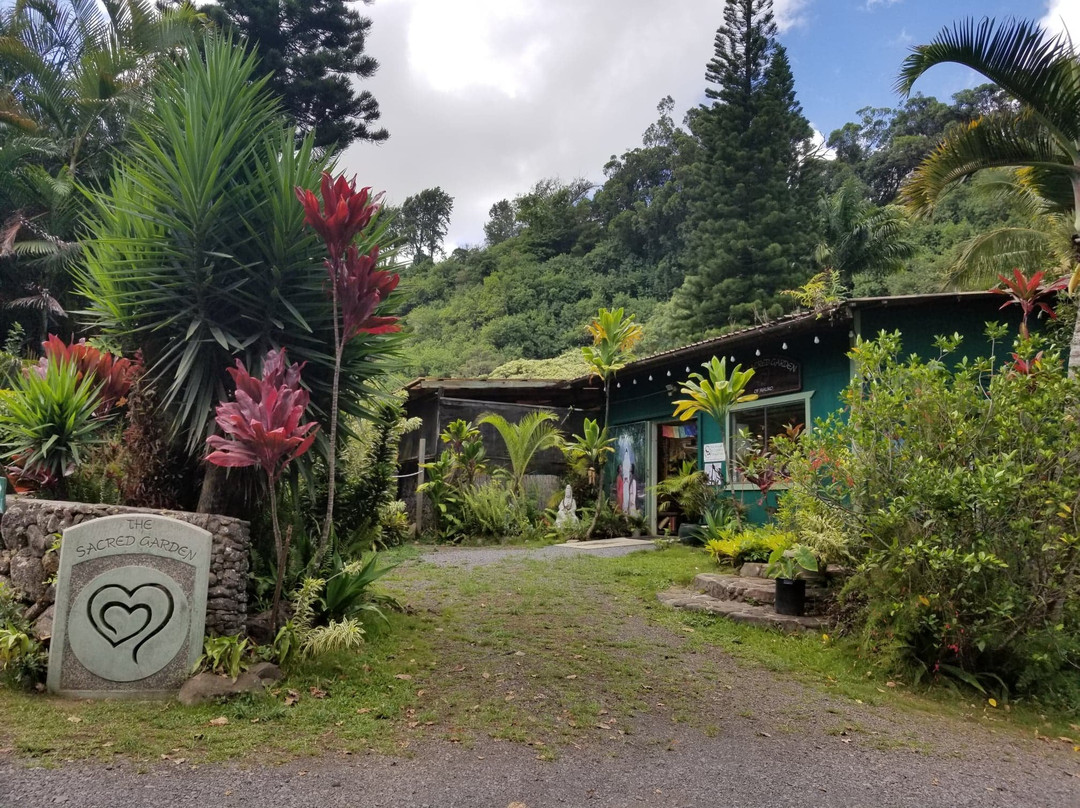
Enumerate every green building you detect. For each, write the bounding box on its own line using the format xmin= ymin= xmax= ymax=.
xmin=605 ymin=292 xmax=1023 ymax=532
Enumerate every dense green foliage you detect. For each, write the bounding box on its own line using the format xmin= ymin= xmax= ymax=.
xmin=200 ymin=0 xmax=387 ymax=148
xmin=399 ymin=7 xmax=1041 ymax=377
xmin=671 ymin=1 xmax=818 ymax=335
xmin=778 ymin=330 xmax=1080 ymax=705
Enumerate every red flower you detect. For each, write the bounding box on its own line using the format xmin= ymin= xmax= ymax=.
xmin=205 ymin=349 xmax=318 ymax=483
xmin=294 ymin=173 xmax=382 ymax=262
xmin=338 ymin=245 xmax=401 ymax=338
xmin=38 ymin=334 xmax=137 ymax=413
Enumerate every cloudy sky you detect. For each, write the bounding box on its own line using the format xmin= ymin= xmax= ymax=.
xmin=340 ymin=0 xmax=1080 ymax=250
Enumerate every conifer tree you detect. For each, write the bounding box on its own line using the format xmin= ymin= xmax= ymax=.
xmin=673 ymin=0 xmax=818 ymax=335
xmin=201 ymin=0 xmax=387 ymax=149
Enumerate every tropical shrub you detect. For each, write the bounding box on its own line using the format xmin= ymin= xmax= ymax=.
xmin=0 ymin=355 xmax=108 ymax=494
xmin=0 ymin=583 xmax=45 ymax=690
xmin=206 ymin=349 xmax=318 ymax=630
xmin=779 ymin=329 xmax=1080 ymax=704
xmin=335 ymin=392 xmax=420 ymax=549
xmin=197 ymin=635 xmax=251 ymax=679
xmin=702 ymin=525 xmax=795 ymax=566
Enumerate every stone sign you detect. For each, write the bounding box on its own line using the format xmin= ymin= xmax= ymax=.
xmin=47 ymin=514 xmax=211 ymax=698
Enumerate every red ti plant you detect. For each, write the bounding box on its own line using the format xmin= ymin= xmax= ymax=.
xmin=206 ymin=348 xmax=318 ymax=628
xmin=295 ymin=173 xmax=400 ymax=563
xmin=991 ymin=269 xmax=1068 ymax=339
xmin=38 ymin=334 xmax=137 ymax=414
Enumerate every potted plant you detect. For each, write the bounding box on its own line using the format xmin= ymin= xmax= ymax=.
xmin=654 ymin=461 xmax=713 ymax=543
xmin=767 ymin=544 xmax=818 ymax=616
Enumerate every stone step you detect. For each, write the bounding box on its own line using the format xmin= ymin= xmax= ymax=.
xmin=693 ymin=573 xmax=830 ymax=613
xmin=658 ymin=588 xmax=829 ymax=634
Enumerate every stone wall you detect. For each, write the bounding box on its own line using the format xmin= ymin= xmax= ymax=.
xmin=0 ymin=497 xmax=249 ymax=636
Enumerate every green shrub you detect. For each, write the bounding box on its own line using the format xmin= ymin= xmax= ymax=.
xmin=197 ymin=635 xmax=250 ymax=679
xmin=0 ymin=355 xmax=107 ymax=493
xmin=779 ymin=329 xmax=1080 ymax=705
xmin=0 ymin=583 xmax=46 ymax=690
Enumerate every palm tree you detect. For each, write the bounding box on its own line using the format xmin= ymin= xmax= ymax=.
xmin=581 ymin=307 xmax=642 ymax=535
xmin=477 ymin=411 xmax=562 ymax=498
xmin=815 ymin=179 xmax=916 ymax=292
xmin=0 ymin=0 xmax=205 ymax=341
xmin=941 ymin=171 xmax=1074 ymax=289
xmin=0 ymin=0 xmax=205 ymax=179
xmin=581 ymin=307 xmax=643 ymax=429
xmin=896 ymin=17 xmax=1080 ymax=371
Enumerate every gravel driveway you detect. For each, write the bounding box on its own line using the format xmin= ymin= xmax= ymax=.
xmin=1 ymin=544 xmax=1077 ymax=808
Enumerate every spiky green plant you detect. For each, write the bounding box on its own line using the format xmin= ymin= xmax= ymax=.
xmin=77 ymin=36 xmax=403 ymax=513
xmin=0 ymin=355 xmax=107 ymax=491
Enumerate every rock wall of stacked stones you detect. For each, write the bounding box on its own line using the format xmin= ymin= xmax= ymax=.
xmin=0 ymin=497 xmax=249 ymax=636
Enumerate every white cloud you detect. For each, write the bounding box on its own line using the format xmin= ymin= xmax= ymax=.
xmin=863 ymin=0 xmax=903 ymax=10
xmin=1041 ymin=0 xmax=1080 ymax=40
xmin=340 ymin=1 xmax=816 ymax=249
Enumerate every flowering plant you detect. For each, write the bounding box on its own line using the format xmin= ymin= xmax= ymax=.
xmin=38 ymin=334 xmax=137 ymax=414
xmin=206 ymin=349 xmax=318 ymax=626
xmin=295 ymin=172 xmax=399 ymax=563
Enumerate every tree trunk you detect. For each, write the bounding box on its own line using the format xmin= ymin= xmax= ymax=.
xmin=585 ymin=377 xmax=611 ymax=539
xmin=196 ymin=461 xmax=228 ymax=514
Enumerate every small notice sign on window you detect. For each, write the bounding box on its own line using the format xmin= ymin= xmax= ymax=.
xmin=705 ymin=462 xmax=725 ymax=485
xmin=703 ymin=442 xmax=726 ymax=463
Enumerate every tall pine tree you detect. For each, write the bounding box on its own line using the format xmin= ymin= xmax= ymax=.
xmin=202 ymin=0 xmax=388 ymax=149
xmin=673 ymin=0 xmax=818 ymax=335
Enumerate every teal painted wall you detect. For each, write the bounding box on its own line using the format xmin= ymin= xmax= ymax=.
xmin=606 ymin=296 xmax=1026 ymax=530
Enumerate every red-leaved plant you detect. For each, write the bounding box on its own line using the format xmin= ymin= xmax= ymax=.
xmin=206 ymin=348 xmax=318 ymax=628
xmin=295 ymin=173 xmax=400 ymax=563
xmin=991 ymin=269 xmax=1067 ymax=339
xmin=38 ymin=334 xmax=138 ymax=414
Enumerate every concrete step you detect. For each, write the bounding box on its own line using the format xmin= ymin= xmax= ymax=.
xmin=658 ymin=588 xmax=829 ymax=634
xmin=693 ymin=573 xmax=830 ymax=613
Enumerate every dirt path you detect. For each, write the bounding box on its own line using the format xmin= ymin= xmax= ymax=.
xmin=1 ymin=546 xmax=1077 ymax=808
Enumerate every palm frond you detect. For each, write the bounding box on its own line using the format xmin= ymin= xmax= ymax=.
xmin=900 ymin=113 xmax=1070 ymax=216
xmin=897 ymin=17 xmax=1080 ymax=146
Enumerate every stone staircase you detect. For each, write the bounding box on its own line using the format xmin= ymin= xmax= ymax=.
xmin=657 ymin=569 xmax=832 ymax=634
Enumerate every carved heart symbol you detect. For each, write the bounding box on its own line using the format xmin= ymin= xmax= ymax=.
xmin=87 ymin=583 xmax=175 ymax=664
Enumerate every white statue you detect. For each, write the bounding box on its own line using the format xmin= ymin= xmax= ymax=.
xmin=555 ymin=484 xmax=579 ymax=528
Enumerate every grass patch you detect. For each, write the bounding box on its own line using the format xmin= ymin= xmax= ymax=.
xmin=1 ymin=542 xmax=1075 ymax=765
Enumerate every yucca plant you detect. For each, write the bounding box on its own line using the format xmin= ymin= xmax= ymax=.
xmin=0 ymin=355 xmax=107 ymax=495
xmin=78 ymin=36 xmax=403 ymax=513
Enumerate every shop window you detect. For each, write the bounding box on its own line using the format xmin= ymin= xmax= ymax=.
xmin=729 ymin=396 xmax=809 ymax=486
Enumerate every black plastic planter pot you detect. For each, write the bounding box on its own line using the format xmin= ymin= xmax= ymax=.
xmin=677 ymin=522 xmax=702 ymax=545
xmin=774 ymin=577 xmax=807 ymax=616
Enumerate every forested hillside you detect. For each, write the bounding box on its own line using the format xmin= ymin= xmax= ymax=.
xmin=397 ymin=13 xmax=1029 ymax=379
